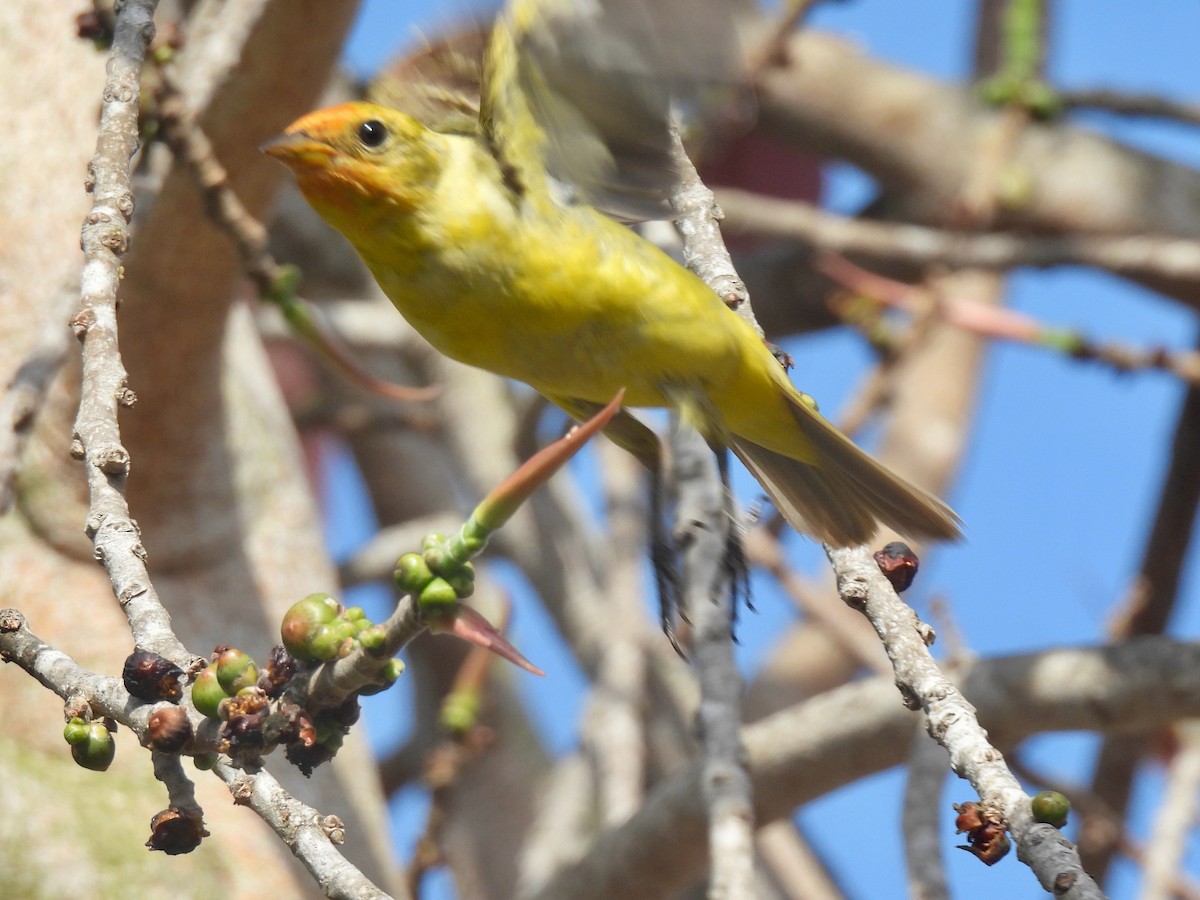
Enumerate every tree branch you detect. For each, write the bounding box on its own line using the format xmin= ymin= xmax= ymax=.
xmin=1059 ymin=89 xmax=1200 ymax=127
xmin=826 ymin=545 xmax=1102 ymax=897
xmin=668 ymin=124 xmax=760 ymax=898
xmin=670 ymin=126 xmax=760 ymax=335
xmin=672 ymin=423 xmax=754 ymax=899
xmin=718 ymin=189 xmax=1200 ymax=302
xmin=213 ymin=762 xmax=398 ymax=900
xmin=301 ymin=595 xmax=424 ymax=710
xmin=73 ymin=0 xmax=194 ymax=664
xmin=903 ymin=728 xmax=951 ymax=900
xmin=0 ymin=608 xmax=150 ymax=727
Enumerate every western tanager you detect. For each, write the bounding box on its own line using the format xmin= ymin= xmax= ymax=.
xmin=265 ymin=0 xmax=961 ymax=547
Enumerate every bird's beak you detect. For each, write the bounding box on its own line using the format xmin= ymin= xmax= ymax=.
xmin=260 ymin=131 xmax=337 ymax=169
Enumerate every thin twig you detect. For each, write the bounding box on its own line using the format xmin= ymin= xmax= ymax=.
xmin=154 ymin=76 xmax=273 ymax=291
xmin=955 ymin=105 xmax=1030 ymax=227
xmin=718 ymin=188 xmax=1200 ymax=288
xmin=406 ymin=737 xmax=472 ymax=896
xmin=834 ymin=361 xmax=898 ymax=439
xmin=0 ymin=608 xmax=211 ymax=822
xmin=1059 ymin=89 xmax=1200 ymax=127
xmin=746 ymin=0 xmax=821 ymax=78
xmin=825 ymin=545 xmax=1104 ymax=898
xmin=151 ymin=750 xmax=202 ymax=810
xmin=0 ymin=608 xmax=156 ymax=732
xmin=1110 ymin=333 xmax=1200 ymax=640
xmin=820 ymin=252 xmax=1200 ymax=387
xmin=927 ymin=595 xmax=973 ymax=669
xmin=1011 ymin=757 xmax=1200 ymax=900
xmin=961 ymin=0 xmax=1049 ymax=222
xmin=73 ymin=0 xmax=193 ymax=665
xmin=407 ymin=630 xmax=502 ymax=896
xmin=154 ymin=73 xmax=437 ymax=404
xmin=0 ymin=287 xmax=75 ymax=513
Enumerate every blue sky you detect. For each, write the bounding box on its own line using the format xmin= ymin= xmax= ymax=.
xmin=327 ymin=2 xmax=1200 ymax=896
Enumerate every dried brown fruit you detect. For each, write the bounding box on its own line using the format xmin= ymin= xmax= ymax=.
xmin=146 ymin=807 xmax=209 ymax=855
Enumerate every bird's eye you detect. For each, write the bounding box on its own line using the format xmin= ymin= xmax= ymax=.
xmin=357 ymin=119 xmax=388 ymax=149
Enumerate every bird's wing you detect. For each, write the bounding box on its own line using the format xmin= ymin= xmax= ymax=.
xmin=480 ymin=0 xmax=752 ymax=219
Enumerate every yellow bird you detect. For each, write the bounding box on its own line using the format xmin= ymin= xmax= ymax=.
xmin=265 ymin=0 xmax=960 ymax=548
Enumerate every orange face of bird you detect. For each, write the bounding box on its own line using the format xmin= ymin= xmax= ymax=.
xmin=264 ymin=102 xmax=441 ymax=222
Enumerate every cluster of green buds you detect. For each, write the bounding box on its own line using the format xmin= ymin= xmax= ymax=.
xmin=280 ymin=593 xmax=386 ymax=662
xmin=191 ymin=647 xmax=261 ymax=719
xmin=397 ymin=530 xmax=544 ymax=677
xmin=183 ymin=641 xmax=347 ymax=773
xmin=395 ymin=533 xmax=477 ymax=616
xmin=277 ymin=594 xmax=403 ymax=772
xmin=64 ymin=717 xmax=116 ymax=772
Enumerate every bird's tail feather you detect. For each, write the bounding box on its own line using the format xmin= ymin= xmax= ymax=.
xmin=731 ymin=392 xmax=962 ymax=547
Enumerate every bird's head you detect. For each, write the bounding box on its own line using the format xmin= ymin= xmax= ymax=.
xmin=264 ymin=102 xmax=442 ymax=231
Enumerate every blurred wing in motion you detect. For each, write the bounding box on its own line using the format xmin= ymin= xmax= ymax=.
xmin=482 ymin=0 xmax=754 ymax=219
